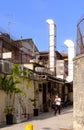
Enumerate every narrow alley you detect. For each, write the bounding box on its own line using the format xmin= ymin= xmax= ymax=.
xmin=0 ymin=106 xmax=73 ymax=130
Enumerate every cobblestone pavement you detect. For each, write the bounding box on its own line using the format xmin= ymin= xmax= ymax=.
xmin=0 ymin=106 xmax=73 ymax=130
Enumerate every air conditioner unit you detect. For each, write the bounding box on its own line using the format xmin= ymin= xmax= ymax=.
xmin=0 ymin=60 xmax=11 ymax=74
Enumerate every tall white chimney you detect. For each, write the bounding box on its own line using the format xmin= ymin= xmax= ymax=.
xmin=46 ymin=19 xmax=56 ymax=75
xmin=64 ymin=39 xmax=74 ymax=82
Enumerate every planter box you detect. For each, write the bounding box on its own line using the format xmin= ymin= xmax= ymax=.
xmin=33 ymin=109 xmax=39 ymax=116
xmin=6 ymin=114 xmax=13 ymax=125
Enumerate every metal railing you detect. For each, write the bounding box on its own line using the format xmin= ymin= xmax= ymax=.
xmin=76 ymin=15 xmax=84 ymax=56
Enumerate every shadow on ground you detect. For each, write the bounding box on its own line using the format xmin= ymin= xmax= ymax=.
xmin=0 ymin=106 xmax=73 ymax=128
xmin=29 ymin=106 xmax=73 ymax=121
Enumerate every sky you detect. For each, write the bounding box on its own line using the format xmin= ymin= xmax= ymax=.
xmin=0 ymin=0 xmax=84 ymax=53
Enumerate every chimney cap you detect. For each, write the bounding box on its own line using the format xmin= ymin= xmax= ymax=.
xmin=64 ymin=39 xmax=74 ymax=47
xmin=46 ymin=19 xmax=54 ymax=25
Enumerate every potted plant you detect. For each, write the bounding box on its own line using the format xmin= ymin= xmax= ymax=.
xmin=29 ymin=83 xmax=39 ymax=116
xmin=4 ymin=106 xmax=14 ymax=125
xmin=0 ymin=64 xmax=26 ymax=125
xmin=29 ymin=98 xmax=39 ymax=116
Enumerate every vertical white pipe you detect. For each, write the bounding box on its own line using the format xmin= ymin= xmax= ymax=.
xmin=64 ymin=40 xmax=74 ymax=82
xmin=46 ymin=19 xmax=56 ymax=74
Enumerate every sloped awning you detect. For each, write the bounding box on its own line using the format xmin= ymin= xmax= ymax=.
xmin=47 ymin=75 xmax=65 ymax=84
xmin=37 ymin=74 xmax=65 ymax=84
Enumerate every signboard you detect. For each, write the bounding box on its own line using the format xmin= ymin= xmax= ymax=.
xmin=2 ymin=52 xmax=12 ymax=59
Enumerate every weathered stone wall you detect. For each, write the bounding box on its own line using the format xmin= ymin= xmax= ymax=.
xmin=0 ymin=78 xmax=35 ymax=124
xmin=14 ymin=79 xmax=34 ymax=123
xmin=0 ymin=91 xmax=6 ymax=124
xmin=73 ymin=54 xmax=84 ymax=130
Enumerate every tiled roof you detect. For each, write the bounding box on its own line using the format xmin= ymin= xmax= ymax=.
xmin=61 ymin=53 xmax=68 ymax=57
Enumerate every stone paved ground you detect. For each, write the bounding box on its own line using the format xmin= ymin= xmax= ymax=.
xmin=0 ymin=106 xmax=73 ymax=130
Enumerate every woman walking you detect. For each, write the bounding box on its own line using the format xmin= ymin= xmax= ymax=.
xmin=54 ymin=95 xmax=61 ymax=115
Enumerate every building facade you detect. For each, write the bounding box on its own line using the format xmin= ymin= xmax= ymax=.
xmin=0 ymin=32 xmax=71 ymax=125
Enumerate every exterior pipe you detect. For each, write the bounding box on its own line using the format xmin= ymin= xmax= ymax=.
xmin=64 ymin=39 xmax=74 ymax=82
xmin=46 ymin=19 xmax=56 ymax=75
